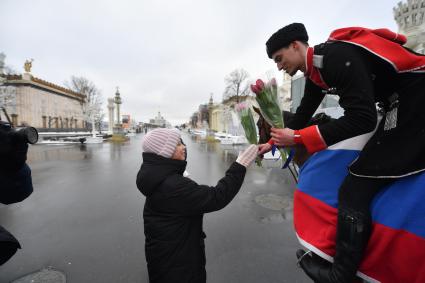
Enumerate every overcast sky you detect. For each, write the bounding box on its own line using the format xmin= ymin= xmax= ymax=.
xmin=1 ymin=0 xmax=399 ymax=125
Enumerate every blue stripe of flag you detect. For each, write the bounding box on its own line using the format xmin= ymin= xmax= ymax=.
xmin=297 ymin=149 xmax=425 ymax=238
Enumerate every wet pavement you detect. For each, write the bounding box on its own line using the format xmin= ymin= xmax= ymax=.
xmin=0 ymin=132 xmax=310 ymax=283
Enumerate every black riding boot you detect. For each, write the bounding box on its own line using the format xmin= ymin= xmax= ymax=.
xmin=297 ymin=207 xmax=371 ymax=283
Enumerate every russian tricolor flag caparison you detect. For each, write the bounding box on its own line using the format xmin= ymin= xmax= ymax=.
xmin=294 ymin=130 xmax=425 ymax=283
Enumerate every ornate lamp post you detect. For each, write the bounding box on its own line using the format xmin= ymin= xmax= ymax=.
xmin=111 ymin=86 xmax=127 ymax=140
xmin=114 ymin=87 xmax=122 ymax=126
xmin=107 ymin=98 xmax=115 ymax=133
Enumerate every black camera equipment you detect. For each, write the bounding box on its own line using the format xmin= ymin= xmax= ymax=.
xmin=0 ymin=108 xmax=38 ymax=144
xmin=0 ymin=121 xmax=38 ymax=144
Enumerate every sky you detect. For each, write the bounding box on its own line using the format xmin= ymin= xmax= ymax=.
xmin=1 ymin=0 xmax=399 ymax=125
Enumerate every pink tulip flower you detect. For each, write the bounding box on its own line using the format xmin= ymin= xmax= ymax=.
xmin=256 ymin=79 xmax=265 ymax=90
xmin=250 ymin=84 xmax=261 ymax=95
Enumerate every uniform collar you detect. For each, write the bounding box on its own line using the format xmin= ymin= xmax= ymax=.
xmin=305 ymin=47 xmax=314 ymax=77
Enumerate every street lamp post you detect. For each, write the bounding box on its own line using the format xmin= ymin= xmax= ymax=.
xmin=114 ymin=87 xmax=122 ymax=127
xmin=111 ymin=87 xmax=127 ymax=140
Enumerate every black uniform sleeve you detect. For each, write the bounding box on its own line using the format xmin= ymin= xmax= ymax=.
xmin=287 ymin=79 xmax=325 ymax=130
xmin=287 ymin=44 xmax=378 ymax=147
xmin=161 ymin=162 xmax=246 ymax=215
xmin=317 ymin=44 xmax=377 ymax=146
xmin=312 ymin=44 xmax=377 ymax=146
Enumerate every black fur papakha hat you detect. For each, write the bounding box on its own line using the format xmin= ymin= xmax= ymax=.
xmin=266 ymin=23 xmax=309 ymax=58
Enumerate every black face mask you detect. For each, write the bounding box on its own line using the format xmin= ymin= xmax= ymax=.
xmin=180 ymin=138 xmax=187 ymax=161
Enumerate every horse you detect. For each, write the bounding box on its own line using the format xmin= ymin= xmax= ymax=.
xmin=255 ymin=109 xmax=425 ymax=283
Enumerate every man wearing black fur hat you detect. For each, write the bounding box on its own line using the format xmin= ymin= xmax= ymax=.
xmin=258 ymin=23 xmax=425 ymax=283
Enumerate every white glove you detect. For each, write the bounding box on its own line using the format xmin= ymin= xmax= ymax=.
xmin=236 ymin=144 xmax=258 ymax=168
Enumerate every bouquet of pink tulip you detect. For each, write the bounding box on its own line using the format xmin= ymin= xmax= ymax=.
xmin=235 ymin=102 xmax=262 ymax=166
xmin=250 ymin=78 xmax=283 ymax=128
xmin=250 ymin=78 xmax=290 ymax=162
xmin=235 ymin=102 xmax=257 ymax=144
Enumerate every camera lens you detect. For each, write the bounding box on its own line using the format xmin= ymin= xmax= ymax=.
xmin=16 ymin=127 xmax=39 ymax=144
xmin=24 ymin=127 xmax=38 ymax=144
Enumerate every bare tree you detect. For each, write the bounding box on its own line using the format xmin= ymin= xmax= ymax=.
xmin=0 ymin=78 xmax=17 ymax=121
xmin=0 ymin=53 xmax=18 ymax=75
xmin=223 ymin=68 xmax=251 ymax=102
xmin=95 ymin=112 xmax=105 ymax=133
xmin=2 ymin=66 xmax=17 ymax=75
xmin=65 ymin=76 xmax=103 ymax=131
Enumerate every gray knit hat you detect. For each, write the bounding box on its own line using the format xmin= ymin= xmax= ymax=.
xmin=266 ymin=23 xmax=309 ymax=58
xmin=142 ymin=128 xmax=181 ymax=158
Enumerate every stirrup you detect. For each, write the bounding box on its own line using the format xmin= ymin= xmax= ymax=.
xmin=296 ymin=250 xmax=312 ymax=267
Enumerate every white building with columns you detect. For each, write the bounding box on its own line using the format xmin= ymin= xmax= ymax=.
xmin=0 ymin=56 xmax=86 ymax=129
xmin=394 ymin=0 xmax=425 ymax=53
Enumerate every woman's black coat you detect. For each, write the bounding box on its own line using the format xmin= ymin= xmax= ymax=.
xmin=136 ymin=152 xmax=246 ymax=283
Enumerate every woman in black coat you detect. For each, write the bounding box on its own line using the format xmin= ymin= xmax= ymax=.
xmin=136 ymin=128 xmax=257 ymax=283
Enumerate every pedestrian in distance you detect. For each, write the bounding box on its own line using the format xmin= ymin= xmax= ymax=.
xmin=259 ymin=22 xmax=425 ymax=283
xmin=136 ymin=128 xmax=258 ymax=283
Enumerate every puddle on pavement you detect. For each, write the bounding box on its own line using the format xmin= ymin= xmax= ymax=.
xmin=12 ymin=268 xmax=66 ymax=283
xmin=28 ymin=144 xmax=92 ymax=162
xmin=253 ymin=194 xmax=294 ymax=224
xmin=260 ymin=213 xmax=286 ymax=223
xmin=254 ymin=194 xmax=291 ymax=211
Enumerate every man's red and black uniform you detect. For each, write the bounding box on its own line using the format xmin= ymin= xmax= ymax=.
xmin=290 ymin=28 xmax=425 ymax=178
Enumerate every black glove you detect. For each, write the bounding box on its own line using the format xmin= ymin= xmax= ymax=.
xmin=0 ymin=122 xmax=28 ymax=172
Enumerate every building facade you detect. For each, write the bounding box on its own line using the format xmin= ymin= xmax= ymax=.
xmin=148 ymin=111 xmax=170 ymax=128
xmin=1 ymin=73 xmax=86 ymax=130
xmin=394 ymin=0 xmax=425 ymax=53
xmin=290 ymin=75 xmax=339 ymax=114
xmin=209 ymin=104 xmax=225 ymax=132
xmin=197 ymin=104 xmax=209 ymax=128
xmin=219 ymin=94 xmax=258 ymax=134
xmin=280 ymin=72 xmax=293 ymax=111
